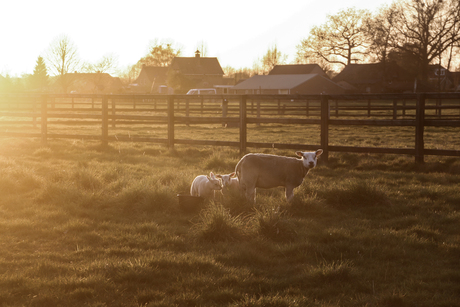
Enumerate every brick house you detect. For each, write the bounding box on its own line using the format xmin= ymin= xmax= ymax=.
xmin=168 ymin=50 xmax=224 ymax=93
xmin=134 ymin=51 xmax=225 ymax=94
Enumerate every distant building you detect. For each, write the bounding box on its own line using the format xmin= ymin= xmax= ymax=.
xmin=52 ymin=72 xmax=124 ymax=94
xmin=168 ymin=50 xmax=225 ymax=92
xmin=133 ymin=66 xmax=169 ymax=93
xmin=134 ymin=50 xmax=226 ymax=94
xmin=230 ymin=74 xmax=346 ymax=95
xmin=428 ymin=64 xmax=454 ymax=91
xmin=333 ymin=62 xmax=425 ymax=93
xmin=451 ymin=72 xmax=460 ymax=92
xmin=269 ymin=64 xmax=328 ymax=77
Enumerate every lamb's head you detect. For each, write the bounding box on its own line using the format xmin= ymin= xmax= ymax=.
xmin=215 ymin=172 xmax=236 ymax=188
xmin=207 ymin=172 xmax=223 ymax=190
xmin=296 ymin=149 xmax=323 ymax=170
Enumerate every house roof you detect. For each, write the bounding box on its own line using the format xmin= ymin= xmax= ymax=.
xmin=169 ymin=56 xmax=224 ymax=76
xmin=232 ymin=74 xmax=345 ymax=94
xmin=55 ymin=72 xmax=123 ymax=93
xmin=141 ymin=66 xmax=168 ymax=82
xmin=268 ymin=64 xmax=324 ymax=75
xmin=333 ymin=62 xmax=415 ymax=84
xmin=232 ymin=75 xmax=319 ymax=90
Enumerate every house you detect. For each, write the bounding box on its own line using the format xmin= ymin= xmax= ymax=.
xmin=269 ymin=64 xmax=327 ymax=77
xmin=52 ymin=73 xmax=124 ymax=94
xmin=230 ymin=74 xmax=346 ymax=95
xmin=133 ymin=65 xmax=169 ymax=93
xmin=136 ymin=50 xmax=225 ymax=94
xmin=428 ymin=64 xmax=454 ymax=91
xmin=332 ymin=62 xmax=430 ymax=93
xmin=451 ymin=72 xmax=460 ymax=91
xmin=168 ymin=50 xmax=225 ymax=93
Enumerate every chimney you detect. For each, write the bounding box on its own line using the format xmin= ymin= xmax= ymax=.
xmin=195 ymin=50 xmax=200 ymax=58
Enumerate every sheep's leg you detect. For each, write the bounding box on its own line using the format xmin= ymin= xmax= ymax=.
xmin=246 ymin=186 xmax=256 ymax=204
xmin=285 ymin=186 xmax=295 ymax=202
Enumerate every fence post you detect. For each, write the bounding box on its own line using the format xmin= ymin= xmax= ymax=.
xmin=415 ymin=94 xmax=425 ymax=164
xmin=402 ymin=100 xmax=406 ymax=118
xmin=222 ymin=98 xmax=228 ymax=127
xmin=437 ymin=99 xmax=442 ymax=118
xmin=111 ymin=98 xmax=116 ymax=128
xmin=257 ymin=99 xmax=261 ymax=127
xmin=393 ymin=100 xmax=397 ymax=120
xmin=306 ymin=100 xmax=309 ymax=117
xmin=239 ymin=95 xmax=247 ymax=155
xmin=320 ymin=95 xmax=329 ymax=163
xmin=33 ymin=97 xmax=37 ymax=128
xmin=168 ymin=95 xmax=175 ymax=149
xmin=201 ymin=97 xmax=204 ymax=115
xmin=41 ymin=95 xmax=47 ymax=146
xmin=101 ymin=96 xmax=109 ymax=148
xmin=367 ymin=99 xmax=371 ymax=117
xmin=186 ymin=98 xmax=190 ymax=127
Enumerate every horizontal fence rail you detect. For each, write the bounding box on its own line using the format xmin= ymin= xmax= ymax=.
xmin=1 ymin=93 xmax=459 ymax=163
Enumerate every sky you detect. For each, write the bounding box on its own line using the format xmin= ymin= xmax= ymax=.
xmin=1 ymin=0 xmax=393 ymax=77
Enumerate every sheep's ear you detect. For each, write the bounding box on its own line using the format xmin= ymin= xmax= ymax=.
xmin=295 ymin=151 xmax=303 ymax=157
xmin=230 ymin=172 xmax=236 ymax=177
xmin=206 ymin=176 xmax=211 ymax=181
xmin=209 ymin=172 xmax=215 ymax=178
xmin=316 ymin=149 xmax=323 ymax=157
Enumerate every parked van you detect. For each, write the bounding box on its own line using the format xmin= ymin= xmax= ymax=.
xmin=186 ymin=88 xmax=217 ymax=95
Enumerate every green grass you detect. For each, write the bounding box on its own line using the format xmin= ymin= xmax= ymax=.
xmin=0 ymin=137 xmax=459 ymax=307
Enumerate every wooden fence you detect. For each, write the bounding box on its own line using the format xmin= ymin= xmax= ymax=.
xmin=0 ymin=93 xmax=459 ymax=163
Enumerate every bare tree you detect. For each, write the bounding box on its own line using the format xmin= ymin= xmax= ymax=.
xmin=46 ymin=35 xmax=80 ymax=92
xmin=365 ymin=4 xmax=398 ymax=65
xmin=390 ymin=0 xmax=460 ymax=81
xmin=260 ymin=45 xmax=287 ymax=74
xmin=196 ymin=41 xmax=209 ymax=57
xmin=46 ymin=35 xmax=80 ymax=76
xmin=83 ymin=54 xmax=119 ymax=74
xmin=296 ymin=7 xmax=371 ymax=71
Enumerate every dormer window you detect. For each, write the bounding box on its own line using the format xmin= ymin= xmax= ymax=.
xmin=435 ymin=68 xmax=445 ymax=76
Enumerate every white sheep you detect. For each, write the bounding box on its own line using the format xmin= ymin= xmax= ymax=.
xmin=235 ymin=150 xmax=323 ymax=203
xmin=190 ymin=172 xmax=223 ymax=199
xmin=216 ymin=172 xmax=239 ymax=193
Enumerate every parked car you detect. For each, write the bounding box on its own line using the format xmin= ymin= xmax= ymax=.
xmin=186 ymin=88 xmax=216 ymax=95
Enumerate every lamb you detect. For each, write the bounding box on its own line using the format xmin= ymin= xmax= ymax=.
xmin=235 ymin=149 xmax=323 ymax=203
xmin=190 ymin=172 xmax=223 ymax=199
xmin=216 ymin=172 xmax=239 ymax=193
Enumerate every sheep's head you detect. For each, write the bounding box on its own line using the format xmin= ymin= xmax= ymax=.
xmin=207 ymin=172 xmax=223 ymax=190
xmin=215 ymin=172 xmax=236 ymax=188
xmin=296 ymin=149 xmax=323 ymax=170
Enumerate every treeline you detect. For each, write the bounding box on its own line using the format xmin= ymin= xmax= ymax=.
xmin=1 ymin=0 xmax=460 ymax=93
xmin=296 ymin=1 xmax=460 ymax=82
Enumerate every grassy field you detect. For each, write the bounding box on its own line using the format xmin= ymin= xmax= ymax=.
xmin=0 ymin=134 xmax=459 ymax=307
